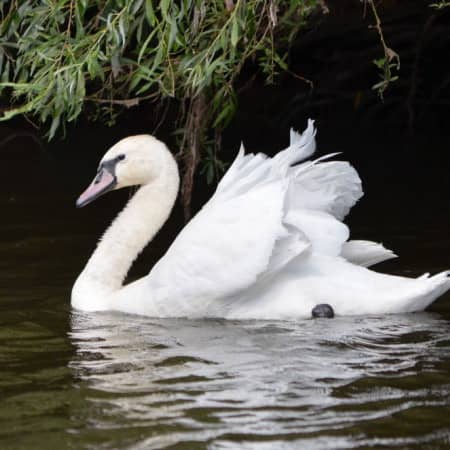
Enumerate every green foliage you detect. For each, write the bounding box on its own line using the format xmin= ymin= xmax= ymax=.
xmin=200 ymin=137 xmax=228 ymax=185
xmin=372 ymin=52 xmax=400 ymax=99
xmin=0 ymin=0 xmax=317 ymax=140
xmin=430 ymin=1 xmax=450 ymax=9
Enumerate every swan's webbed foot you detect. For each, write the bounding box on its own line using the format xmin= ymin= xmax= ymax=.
xmin=311 ymin=304 xmax=334 ymax=318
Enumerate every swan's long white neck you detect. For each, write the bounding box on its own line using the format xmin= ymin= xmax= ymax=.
xmin=72 ymin=149 xmax=179 ymax=311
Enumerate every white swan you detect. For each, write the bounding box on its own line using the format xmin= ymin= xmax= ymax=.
xmin=71 ymin=120 xmax=450 ymax=319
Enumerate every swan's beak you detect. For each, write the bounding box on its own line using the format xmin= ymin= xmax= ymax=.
xmin=76 ymin=168 xmax=117 ymax=208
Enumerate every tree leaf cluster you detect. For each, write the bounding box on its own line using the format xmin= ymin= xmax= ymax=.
xmin=0 ymin=1 xmax=318 ymax=139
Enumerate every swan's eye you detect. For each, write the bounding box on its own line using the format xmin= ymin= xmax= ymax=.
xmin=117 ymin=154 xmax=126 ymax=162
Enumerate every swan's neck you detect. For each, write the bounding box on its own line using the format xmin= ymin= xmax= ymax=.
xmin=72 ymin=151 xmax=179 ymax=309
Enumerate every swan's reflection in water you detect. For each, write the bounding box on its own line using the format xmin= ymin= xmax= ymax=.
xmin=69 ymin=312 xmax=450 ymax=449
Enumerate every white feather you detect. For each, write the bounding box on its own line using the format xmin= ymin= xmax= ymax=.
xmin=341 ymin=240 xmax=397 ymax=267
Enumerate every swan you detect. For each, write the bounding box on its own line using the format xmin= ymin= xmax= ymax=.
xmin=71 ymin=120 xmax=450 ymax=319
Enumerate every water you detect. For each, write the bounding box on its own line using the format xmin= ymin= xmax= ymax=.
xmin=2 ymin=311 xmax=450 ymax=449
xmin=1 ymin=129 xmax=450 ymax=449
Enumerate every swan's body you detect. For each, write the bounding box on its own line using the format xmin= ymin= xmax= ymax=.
xmin=72 ymin=121 xmax=450 ymax=319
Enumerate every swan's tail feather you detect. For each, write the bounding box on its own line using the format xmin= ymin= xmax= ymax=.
xmin=411 ymin=271 xmax=450 ymax=311
xmin=417 ymin=272 xmax=431 ymax=280
xmin=341 ymin=240 xmax=397 ymax=267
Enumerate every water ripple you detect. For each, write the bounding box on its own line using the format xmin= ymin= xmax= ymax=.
xmin=57 ymin=312 xmax=450 ymax=448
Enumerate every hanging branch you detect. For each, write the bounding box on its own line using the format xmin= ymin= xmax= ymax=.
xmin=180 ymin=93 xmax=208 ymax=221
xmin=367 ymin=0 xmax=400 ymax=99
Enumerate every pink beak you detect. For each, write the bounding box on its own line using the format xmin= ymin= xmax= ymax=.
xmin=76 ymin=168 xmax=116 ymax=208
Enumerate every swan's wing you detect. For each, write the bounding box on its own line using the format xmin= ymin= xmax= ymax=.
xmin=147 ymin=119 xmax=359 ymax=314
xmin=288 ymin=160 xmax=363 ymax=220
xmin=340 ymin=240 xmax=397 ymax=267
xmin=147 ymin=123 xmax=320 ymax=310
xmin=147 ymin=179 xmax=311 ymax=312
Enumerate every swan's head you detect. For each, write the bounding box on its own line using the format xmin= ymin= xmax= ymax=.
xmin=76 ymin=135 xmax=168 ymax=207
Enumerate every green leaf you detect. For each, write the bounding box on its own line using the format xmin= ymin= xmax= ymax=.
xmin=373 ymin=58 xmax=386 ymax=69
xmin=213 ymin=101 xmax=233 ymax=128
xmin=145 ymin=0 xmax=156 ymax=26
xmin=160 ymin=0 xmax=170 ymax=18
xmin=131 ymin=0 xmax=145 ymax=15
xmin=137 ymin=27 xmax=158 ymax=63
xmin=231 ymin=18 xmax=239 ymax=47
xmin=48 ymin=114 xmax=60 ymax=139
xmin=206 ymin=163 xmax=214 ymax=184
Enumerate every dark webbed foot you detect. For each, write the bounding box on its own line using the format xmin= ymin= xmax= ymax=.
xmin=312 ymin=304 xmax=334 ymax=318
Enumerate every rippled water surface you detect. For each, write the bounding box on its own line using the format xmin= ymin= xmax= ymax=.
xmin=1 ymin=132 xmax=450 ymax=449
xmin=3 ymin=306 xmax=450 ymax=450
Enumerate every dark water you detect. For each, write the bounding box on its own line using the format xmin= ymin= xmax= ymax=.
xmin=1 ymin=129 xmax=450 ymax=449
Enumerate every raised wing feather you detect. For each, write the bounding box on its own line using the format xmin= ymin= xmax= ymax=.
xmin=147 ymin=119 xmax=361 ymax=311
xmin=288 ymin=160 xmax=363 ymax=220
xmin=216 ymin=119 xmax=317 ymax=201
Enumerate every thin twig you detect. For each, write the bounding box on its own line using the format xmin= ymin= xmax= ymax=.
xmin=367 ymin=0 xmax=400 ymax=97
xmin=85 ymin=92 xmax=158 ymax=108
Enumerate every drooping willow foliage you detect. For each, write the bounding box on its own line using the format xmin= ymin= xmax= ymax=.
xmin=430 ymin=1 xmax=450 ymax=8
xmin=0 ymin=0 xmax=318 ymax=132
xmin=0 ymin=0 xmax=320 ymax=216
